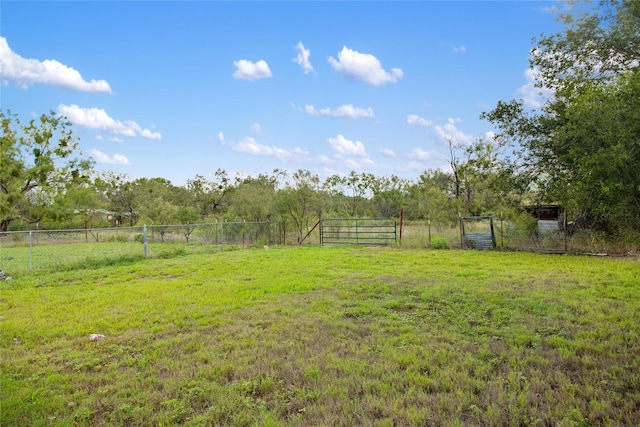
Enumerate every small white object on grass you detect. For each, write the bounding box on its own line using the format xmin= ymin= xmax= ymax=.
xmin=89 ymin=334 xmax=106 ymax=341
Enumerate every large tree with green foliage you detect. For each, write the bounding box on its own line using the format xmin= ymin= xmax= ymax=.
xmin=1 ymin=110 xmax=93 ymax=231
xmin=482 ymin=0 xmax=640 ymax=236
xmin=323 ymin=171 xmax=375 ymax=217
xmin=227 ymin=173 xmax=279 ymax=222
xmin=276 ymin=169 xmax=322 ymax=243
xmin=371 ymin=174 xmax=409 ymax=218
xmin=185 ymin=169 xmax=233 ymax=219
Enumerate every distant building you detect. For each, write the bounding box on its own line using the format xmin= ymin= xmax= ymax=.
xmin=524 ymin=204 xmax=564 ymax=233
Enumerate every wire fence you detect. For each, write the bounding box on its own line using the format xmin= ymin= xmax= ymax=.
xmin=1 ymin=216 xmax=633 ymax=279
xmin=398 ymin=216 xmax=631 ymax=254
xmin=0 ymin=222 xmax=276 ymax=277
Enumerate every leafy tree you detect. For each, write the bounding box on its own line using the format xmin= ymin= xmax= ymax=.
xmin=371 ymin=175 xmax=409 ymax=218
xmin=323 ymin=171 xmax=374 ymax=217
xmin=406 ymin=170 xmax=457 ymax=225
xmin=185 ymin=174 xmax=212 ymax=219
xmin=276 ymin=169 xmax=322 ymax=243
xmin=1 ymin=110 xmax=93 ymax=231
xmin=93 ymin=172 xmax=139 ymax=226
xmin=531 ymin=0 xmax=640 ymax=96
xmin=552 ymin=71 xmax=640 ymax=232
xmin=457 ymin=138 xmax=525 ymax=215
xmin=134 ymin=177 xmax=183 ymax=225
xmin=227 ymin=172 xmax=278 ymax=222
xmin=482 ymin=0 xmax=640 ymax=236
xmin=174 ymin=205 xmax=200 ymax=242
xmin=50 ymin=183 xmax=105 ymax=228
xmin=144 ymin=199 xmax=178 ymax=241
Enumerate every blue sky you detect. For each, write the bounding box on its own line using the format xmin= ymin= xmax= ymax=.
xmin=1 ymin=1 xmax=560 ymax=185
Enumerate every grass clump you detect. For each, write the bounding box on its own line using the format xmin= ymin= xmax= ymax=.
xmin=430 ymin=236 xmax=450 ymax=249
xmin=1 ymin=246 xmax=639 ymax=425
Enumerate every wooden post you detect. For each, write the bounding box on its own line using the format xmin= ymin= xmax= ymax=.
xmin=459 ymin=212 xmax=464 ymax=249
xmin=399 ymin=209 xmax=403 ymax=246
xmin=282 ymin=220 xmax=286 ymax=246
xmin=500 ymin=212 xmax=504 ymax=249
xmin=319 ymin=211 xmax=323 ymax=245
xmin=564 ymin=210 xmax=568 ymax=253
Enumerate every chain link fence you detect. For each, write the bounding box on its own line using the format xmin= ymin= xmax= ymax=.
xmin=398 ymin=215 xmax=635 ymax=254
xmin=1 ymin=217 xmax=633 ymax=279
xmin=0 ymin=222 xmax=276 ymax=277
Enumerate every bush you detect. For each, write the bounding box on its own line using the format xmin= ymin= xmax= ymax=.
xmin=431 ymin=237 xmax=450 ymax=249
xmin=157 ymin=247 xmax=188 ymax=259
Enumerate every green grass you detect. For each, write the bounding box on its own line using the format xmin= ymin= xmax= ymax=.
xmin=1 ymin=246 xmax=639 ymax=426
xmin=0 ymin=241 xmax=222 ymax=276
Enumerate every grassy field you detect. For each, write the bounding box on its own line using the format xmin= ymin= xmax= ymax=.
xmin=1 ymin=246 xmax=639 ymax=426
xmin=0 ymin=241 xmax=222 ymax=277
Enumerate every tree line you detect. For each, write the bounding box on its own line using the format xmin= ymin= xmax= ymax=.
xmin=2 ymin=1 xmax=638 ymax=244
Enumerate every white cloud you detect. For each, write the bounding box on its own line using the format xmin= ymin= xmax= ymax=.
xmin=517 ymin=67 xmax=554 ymax=109
xmin=406 ymin=160 xmax=430 ymax=171
xmin=305 ymin=104 xmax=374 ymax=119
xmin=217 ymin=132 xmax=225 ymax=143
xmin=57 ymin=104 xmax=161 ymax=139
xmin=293 ymin=41 xmax=314 ymax=74
xmin=232 ymin=137 xmax=292 ymax=161
xmin=250 ymin=123 xmax=262 ymax=134
xmin=345 ymin=159 xmax=361 ymax=169
xmin=90 ymin=149 xmax=130 ymax=165
xmin=291 ymin=147 xmax=310 ymax=156
xmin=58 ymin=104 xmax=135 ymax=137
xmin=328 ymin=46 xmax=403 ymax=86
xmin=406 ymin=114 xmax=433 ymax=127
xmin=232 ymin=59 xmax=272 ymax=81
xmin=109 ymin=137 xmax=124 ymax=143
xmin=409 ymin=148 xmax=435 ymax=160
xmin=0 ymin=37 xmax=111 ymax=93
xmin=434 ymin=117 xmax=473 ymax=145
xmin=327 ymin=134 xmax=367 ymax=156
xmin=484 ymin=130 xmax=496 ymax=140
xmin=139 ymin=129 xmax=161 ymax=140
xmin=380 ymin=148 xmax=397 ymax=157
xmin=453 ymin=45 xmax=467 ymax=53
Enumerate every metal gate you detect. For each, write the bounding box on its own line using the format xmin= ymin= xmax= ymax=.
xmin=461 ymin=216 xmax=496 ymax=250
xmin=321 ymin=218 xmax=397 ymax=246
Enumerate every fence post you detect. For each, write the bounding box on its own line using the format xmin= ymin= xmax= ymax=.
xmin=399 ymin=209 xmax=403 ymax=246
xmin=29 ymin=230 xmax=33 ymax=271
xmin=282 ymin=220 xmax=286 ymax=246
xmin=221 ymin=222 xmax=225 ymax=253
xmin=459 ymin=212 xmax=464 ymax=249
xmin=500 ymin=212 xmax=504 ymax=249
xmin=564 ymin=210 xmax=568 ymax=252
xmin=273 ymin=221 xmax=277 ymax=247
xmin=143 ymin=225 xmax=148 ymax=258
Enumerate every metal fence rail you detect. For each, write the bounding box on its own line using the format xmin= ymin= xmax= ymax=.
xmin=321 ymin=218 xmax=397 ymax=246
xmin=0 ymin=221 xmax=276 ymax=276
xmin=460 ymin=216 xmax=496 ymax=250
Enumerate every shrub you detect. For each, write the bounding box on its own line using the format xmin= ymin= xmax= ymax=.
xmin=431 ymin=237 xmax=450 ymax=249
